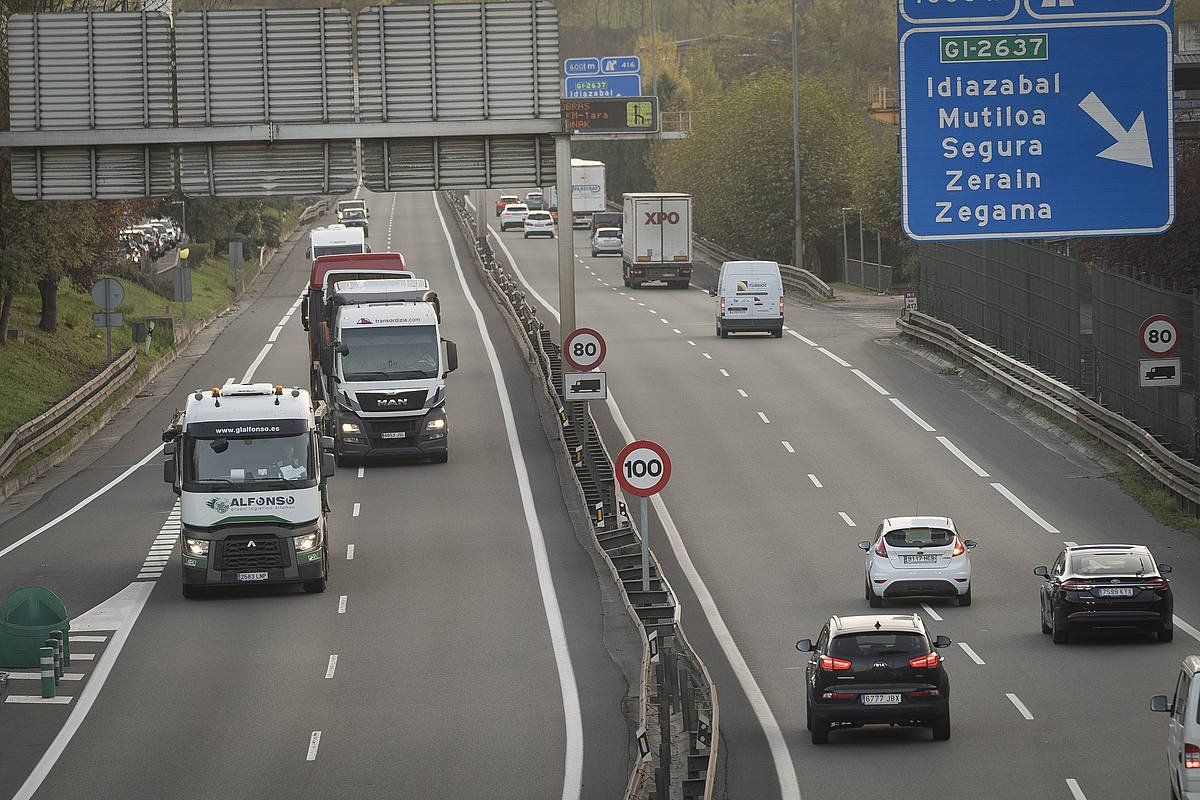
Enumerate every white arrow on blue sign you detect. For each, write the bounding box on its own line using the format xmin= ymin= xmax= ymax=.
xmin=601 ymin=55 xmax=641 ymax=75
xmin=898 ymin=0 xmax=1175 ymax=241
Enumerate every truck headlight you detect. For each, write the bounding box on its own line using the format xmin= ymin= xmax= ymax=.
xmin=293 ymin=531 xmax=322 ymax=553
xmin=340 ymin=422 xmax=361 ymax=434
xmin=426 ymin=418 xmax=446 ymax=430
xmin=184 ymin=538 xmax=209 ymax=556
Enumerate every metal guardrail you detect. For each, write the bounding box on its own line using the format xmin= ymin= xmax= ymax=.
xmin=297 ymin=199 xmax=326 ymax=226
xmin=0 ymin=347 xmax=138 ymax=479
xmin=692 ymin=234 xmax=834 ymax=299
xmin=899 ymin=309 xmax=1200 ymax=511
xmin=445 ymin=192 xmax=719 ymax=800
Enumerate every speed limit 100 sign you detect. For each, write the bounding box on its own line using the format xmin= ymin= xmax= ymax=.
xmin=1140 ymin=314 xmax=1180 ymax=357
xmin=616 ymin=440 xmax=672 ymax=497
xmin=563 ymin=327 xmax=606 ymax=372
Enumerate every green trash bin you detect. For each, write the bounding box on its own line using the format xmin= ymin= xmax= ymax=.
xmin=0 ymin=587 xmax=69 ymax=668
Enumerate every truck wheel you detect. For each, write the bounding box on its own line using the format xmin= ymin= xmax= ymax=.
xmin=772 ymin=327 xmax=784 ymax=338
xmin=431 ymin=451 xmax=449 ymax=464
xmin=303 ymin=578 xmax=327 ymax=594
xmin=182 ymin=584 xmax=205 ymax=599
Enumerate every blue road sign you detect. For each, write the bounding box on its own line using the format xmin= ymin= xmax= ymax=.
xmin=564 ymin=58 xmax=600 ymax=76
xmin=898 ymin=0 xmax=1175 ymax=241
xmin=565 ymin=75 xmax=643 ymax=99
xmin=600 ymin=55 xmax=641 ymax=75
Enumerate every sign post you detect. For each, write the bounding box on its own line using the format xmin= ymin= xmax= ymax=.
xmin=90 ymin=277 xmax=125 ymax=362
xmin=616 ymin=440 xmax=672 ymax=591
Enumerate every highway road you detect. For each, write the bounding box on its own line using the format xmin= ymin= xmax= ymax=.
xmin=476 ymin=189 xmax=1200 ymax=800
xmin=0 ymin=190 xmax=634 ymax=800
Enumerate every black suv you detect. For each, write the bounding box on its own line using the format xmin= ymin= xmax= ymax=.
xmin=796 ymin=614 xmax=952 ymax=744
xmin=1035 ymin=544 xmax=1173 ymax=644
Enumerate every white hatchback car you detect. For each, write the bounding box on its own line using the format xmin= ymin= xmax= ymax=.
xmin=500 ymin=203 xmax=530 ymax=231
xmin=523 ymin=210 xmax=555 ymax=238
xmin=859 ymin=517 xmax=977 ymax=607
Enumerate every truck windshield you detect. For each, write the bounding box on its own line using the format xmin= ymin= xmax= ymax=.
xmin=341 ymin=325 xmax=440 ymax=380
xmin=188 ymin=433 xmax=313 ymax=484
xmin=313 ymin=244 xmax=364 ymax=258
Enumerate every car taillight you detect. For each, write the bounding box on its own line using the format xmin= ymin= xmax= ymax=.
xmin=720 ymin=297 xmax=726 ymax=314
xmin=1187 ymin=743 xmax=1200 ymax=769
xmin=821 ymin=691 xmax=854 ymax=701
xmin=908 ymin=652 xmax=940 ymax=669
xmin=1140 ymin=577 xmax=1168 ymax=589
xmin=874 ymin=539 xmax=887 ymax=558
xmin=780 ymin=297 xmax=785 ymax=314
xmin=1061 ymin=579 xmax=1092 ymax=592
xmin=909 ymin=688 xmax=941 ymax=698
xmin=951 ymin=537 xmax=966 ymax=557
xmin=819 ymin=655 xmax=852 ymax=671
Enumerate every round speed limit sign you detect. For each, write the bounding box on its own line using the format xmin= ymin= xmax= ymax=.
xmin=563 ymin=327 xmax=607 ymax=372
xmin=1140 ymin=314 xmax=1180 ymax=357
xmin=616 ymin=440 xmax=672 ymax=497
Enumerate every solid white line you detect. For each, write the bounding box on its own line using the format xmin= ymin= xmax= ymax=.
xmin=267 ymin=324 xmax=284 ymax=343
xmin=1066 ymin=779 xmax=1087 ymax=800
xmin=958 ymin=642 xmax=986 ymax=665
xmin=782 ymin=442 xmax=795 ymax=454
xmin=346 ymin=544 xmax=355 ymax=560
xmin=4 ymin=673 xmax=84 ymax=681
xmin=325 ymin=654 xmax=338 ymax=679
xmin=818 ymin=347 xmax=851 ymax=367
xmin=306 ymin=731 xmax=322 ymax=761
xmin=703 ymin=353 xmax=712 ymax=360
xmin=807 ymin=473 xmax=821 ymax=487
xmin=357 ymin=466 xmax=364 ymax=478
xmin=787 ymin=330 xmax=819 ymax=346
xmin=12 ymin=581 xmax=153 ymax=799
xmin=737 ymin=389 xmax=749 ymax=398
xmin=69 ymin=635 xmax=107 ymax=643
xmin=991 ymin=483 xmax=1060 ymax=533
xmin=134 ymin=573 xmax=162 ymax=580
xmin=1006 ymin=692 xmax=1034 ymax=720
xmin=838 ymin=512 xmax=856 ymax=527
xmin=851 ymin=369 xmax=889 ymax=396
xmin=337 ymin=595 xmax=348 ymax=614
xmin=434 ymin=195 xmax=584 ymax=800
xmin=919 ymin=603 xmax=942 ymax=621
xmin=936 ymin=436 xmax=991 ymax=478
xmin=757 ymin=412 xmax=771 ymax=424
xmin=0 ymin=446 xmax=163 ymax=561
xmin=352 ymin=502 xmax=360 ymax=518
xmin=889 ymin=398 xmax=936 ymax=432
xmin=241 ymin=342 xmax=273 ymax=384
xmin=6 ymin=696 xmax=73 ymax=705
xmin=1173 ymin=615 xmax=1200 ymax=643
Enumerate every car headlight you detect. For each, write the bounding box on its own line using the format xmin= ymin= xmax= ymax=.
xmin=426 ymin=418 xmax=446 ymax=430
xmin=184 ymin=538 xmax=209 ymax=556
xmin=293 ymin=531 xmax=322 ymax=553
xmin=340 ymin=421 xmax=361 ymax=434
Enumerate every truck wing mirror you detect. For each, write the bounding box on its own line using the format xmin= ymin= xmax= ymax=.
xmin=305 ymin=247 xmax=312 ymax=260
xmin=163 ymin=441 xmax=176 ymax=455
xmin=300 ymin=296 xmax=310 ymax=331
xmin=320 ymin=435 xmax=335 ymax=453
xmin=321 ymin=452 xmax=336 ymax=479
xmin=1151 ymin=694 xmax=1172 ymax=713
xmin=708 ymin=288 xmax=717 ymax=297
xmin=163 ymin=459 xmax=176 ymax=485
xmin=444 ymin=341 xmax=458 ymax=375
xmin=335 ymin=342 xmax=350 ymax=357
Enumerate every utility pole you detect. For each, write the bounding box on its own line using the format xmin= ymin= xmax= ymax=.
xmin=790 ymin=0 xmax=805 ymax=270
xmin=555 ymin=135 xmax=576 ymax=339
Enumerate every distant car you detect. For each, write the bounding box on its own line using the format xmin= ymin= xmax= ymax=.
xmin=523 ymin=210 xmax=555 ymax=238
xmin=796 ymin=613 xmax=952 ymax=744
xmin=336 ymin=199 xmax=368 ymax=221
xmin=500 ymin=203 xmax=530 ymax=231
xmin=341 ymin=209 xmax=369 ymax=237
xmin=1035 ymin=544 xmax=1173 ymax=643
xmin=591 ymin=227 xmax=622 ymax=257
xmin=525 ymin=191 xmax=546 ymax=211
xmin=1150 ymin=656 xmax=1200 ymax=799
xmin=860 ymin=517 xmax=976 ymax=608
xmin=496 ymin=195 xmax=520 ymax=216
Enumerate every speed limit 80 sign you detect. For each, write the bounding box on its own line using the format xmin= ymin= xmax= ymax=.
xmin=616 ymin=440 xmax=672 ymax=497
xmin=1140 ymin=314 xmax=1180 ymax=357
xmin=563 ymin=327 xmax=606 ymax=372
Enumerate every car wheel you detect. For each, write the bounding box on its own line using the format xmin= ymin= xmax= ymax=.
xmin=430 ymin=451 xmax=449 ymax=464
xmin=718 ymin=324 xmax=728 ymax=339
xmin=1051 ymin=607 xmax=1069 ymax=644
xmin=805 ymin=698 xmax=813 ymax=731
xmin=182 ymin=584 xmax=205 ymax=599
xmin=772 ymin=327 xmax=784 ymax=338
xmin=957 ymin=585 xmax=972 ymax=607
xmin=931 ymin=713 xmax=951 ymax=741
xmin=523 ymin=233 xmax=529 ymax=239
xmin=1159 ymin=625 xmax=1175 ymax=643
xmin=623 ymin=275 xmax=630 ymax=287
xmin=810 ymin=717 xmax=830 ymax=745
xmin=591 ymin=250 xmax=597 ymax=257
xmin=303 ymin=577 xmax=327 ymax=594
xmin=1040 ymin=606 xmax=1051 ymax=634
xmin=867 ymin=578 xmax=883 ymax=608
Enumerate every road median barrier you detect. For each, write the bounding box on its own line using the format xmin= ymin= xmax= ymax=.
xmin=0 ymin=587 xmax=70 ymax=670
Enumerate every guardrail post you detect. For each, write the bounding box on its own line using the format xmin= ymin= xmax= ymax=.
xmin=39 ymin=647 xmax=55 ymax=698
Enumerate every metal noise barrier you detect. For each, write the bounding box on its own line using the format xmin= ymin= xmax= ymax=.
xmin=900 ymin=309 xmax=1200 ymax=514
xmin=444 ymin=192 xmax=720 ymax=800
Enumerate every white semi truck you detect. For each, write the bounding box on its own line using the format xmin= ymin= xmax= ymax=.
xmin=545 ymin=158 xmax=607 ymax=227
xmin=621 ymin=192 xmax=694 ymax=289
xmin=162 ymin=383 xmax=336 ymax=598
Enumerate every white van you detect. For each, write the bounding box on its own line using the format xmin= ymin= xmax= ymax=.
xmin=1152 ymin=656 xmax=1200 ymax=799
xmin=711 ymin=260 xmax=784 ymax=338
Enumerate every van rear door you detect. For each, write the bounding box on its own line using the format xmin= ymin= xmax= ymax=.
xmin=727 ymin=272 xmax=778 ymax=320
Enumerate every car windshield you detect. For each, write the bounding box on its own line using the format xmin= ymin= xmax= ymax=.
xmin=883 ymin=527 xmax=955 ymax=548
xmin=1070 ymin=552 xmax=1154 ymax=576
xmin=187 ymin=433 xmax=313 ymax=484
xmin=344 ymin=211 xmax=366 ymax=221
xmin=506 ymin=205 xmax=528 ymax=213
xmin=341 ymin=325 xmax=440 ymax=381
xmin=829 ymin=632 xmax=928 ymax=659
xmin=528 ymin=213 xmax=551 ymax=221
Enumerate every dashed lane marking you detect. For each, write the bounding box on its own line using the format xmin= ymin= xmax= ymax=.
xmin=1066 ymin=779 xmax=1088 ymax=800
xmin=851 ymin=369 xmax=889 ymax=396
xmin=958 ymin=643 xmax=986 ymax=665
xmin=786 ymin=330 xmax=819 ymax=346
xmin=920 ymin=603 xmax=942 ymax=621
xmin=306 ymin=731 xmax=322 ymax=761
xmin=889 ymin=398 xmax=936 ymax=432
xmin=817 ymin=347 xmax=852 ymax=368
xmin=1006 ymin=693 xmax=1034 ymax=720
xmin=346 ymin=544 xmax=355 ymax=560
xmin=757 ymin=412 xmax=771 ymax=424
xmin=325 ymin=655 xmax=338 ymax=679
xmin=838 ymin=512 xmax=856 ymax=527
xmin=337 ymin=595 xmax=348 ymax=614
xmin=991 ymin=483 xmax=1059 ymax=533
xmin=936 ymin=436 xmax=991 ymax=478
xmin=807 ymin=473 xmax=821 ymax=487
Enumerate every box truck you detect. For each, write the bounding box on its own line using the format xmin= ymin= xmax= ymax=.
xmin=621 ymin=193 xmax=694 ymax=289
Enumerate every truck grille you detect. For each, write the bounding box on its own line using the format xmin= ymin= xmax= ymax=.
xmin=357 ymin=390 xmax=427 ymax=413
xmin=220 ymin=536 xmax=286 ymax=571
xmin=369 ymin=418 xmax=421 ymax=446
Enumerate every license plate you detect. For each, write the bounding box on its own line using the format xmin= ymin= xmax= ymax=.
xmin=862 ymin=694 xmax=901 ymax=705
xmin=902 ymin=554 xmax=939 ymax=564
xmin=237 ymin=571 xmax=268 ymax=582
xmin=380 ymin=431 xmax=406 ymax=439
xmin=660 ymin=272 xmax=676 ymax=278
xmin=1096 ymin=587 xmax=1135 ymax=597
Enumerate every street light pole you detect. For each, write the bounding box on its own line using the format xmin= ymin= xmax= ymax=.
xmin=790 ymin=0 xmax=805 ymax=270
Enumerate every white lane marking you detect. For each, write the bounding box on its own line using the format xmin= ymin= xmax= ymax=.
xmin=920 ymin=603 xmax=942 ymax=621
xmin=5 ymin=673 xmax=85 ymax=682
xmin=718 ymin=369 xmax=728 ymax=377
xmin=838 ymin=512 xmax=856 ymax=527
xmin=134 ymin=573 xmax=162 ymax=580
xmin=434 ymin=195 xmax=584 ymax=800
xmin=703 ymin=353 xmax=713 ymax=360
xmin=958 ymin=643 xmax=986 ymax=665
xmin=851 ymin=369 xmax=889 ymax=396
xmin=672 ymin=328 xmax=682 ymax=334
xmin=1066 ymin=780 xmax=1087 ymax=800
xmin=143 ymin=555 xmax=169 ymax=563
xmin=357 ymin=466 xmax=365 ymax=478
xmin=649 ymin=309 xmax=657 ymax=314
xmin=787 ymin=330 xmax=818 ymax=346
xmin=638 ymin=302 xmax=645 ymax=307
xmin=782 ymin=442 xmax=795 ymax=454
xmin=757 ymin=412 xmax=771 ymax=424
xmin=687 ymin=340 xmax=696 ymax=346
xmin=6 ymin=696 xmax=73 ymax=705
xmin=1173 ymin=616 xmax=1200 ymax=643
xmin=619 ymin=292 xmax=627 ymax=296
xmin=69 ymin=635 xmax=107 ymax=643
xmin=1064 ymin=540 xmax=1079 ymax=547
xmin=306 ymin=731 xmax=322 ymax=761
xmin=0 ymin=446 xmax=163 ymax=561
xmin=241 ymin=342 xmax=273 ymax=384
xmin=660 ymin=318 xmax=669 ymax=324
xmin=325 ymin=655 xmax=338 ymax=679
xmin=737 ymin=389 xmax=749 ymax=398
xmin=1006 ymin=692 xmax=1034 ymax=720
xmin=12 ymin=581 xmax=153 ymax=799
xmin=889 ymin=398 xmax=936 ymax=432
xmin=267 ymin=324 xmax=284 ymax=343
xmin=352 ymin=502 xmax=361 ymax=518
xmin=991 ymin=483 xmax=1060 ymax=533
xmin=353 ymin=184 xmax=361 ymax=199
xmin=223 ymin=377 xmax=234 ymax=386
xmin=807 ymin=473 xmax=822 ymax=487
xmin=818 ymin=347 xmax=851 ymax=367
xmin=346 ymin=544 xmax=355 ymax=560
xmin=936 ymin=436 xmax=991 ymax=478
xmin=337 ymin=595 xmax=348 ymax=614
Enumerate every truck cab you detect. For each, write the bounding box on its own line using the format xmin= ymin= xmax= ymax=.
xmin=307 ymin=224 xmax=366 ymax=260
xmin=162 ymin=384 xmax=335 ymax=598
